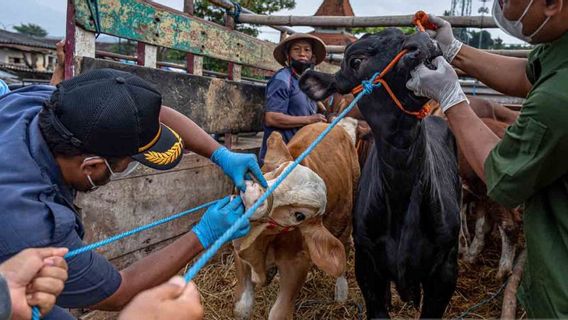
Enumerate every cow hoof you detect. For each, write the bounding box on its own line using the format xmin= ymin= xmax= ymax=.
xmin=335 ymin=276 xmax=348 ymax=302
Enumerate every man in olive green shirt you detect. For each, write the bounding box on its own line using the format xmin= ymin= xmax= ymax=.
xmin=406 ymin=0 xmax=568 ymax=317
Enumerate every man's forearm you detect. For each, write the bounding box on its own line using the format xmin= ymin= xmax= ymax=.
xmin=453 ymin=45 xmax=532 ymax=98
xmin=160 ymin=106 xmax=221 ymax=158
xmin=91 ymin=232 xmax=203 ymax=311
xmin=265 ymin=112 xmax=311 ymax=129
xmin=446 ymin=102 xmax=501 ymax=181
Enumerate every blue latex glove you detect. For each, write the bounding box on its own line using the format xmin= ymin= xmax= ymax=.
xmin=210 ymin=146 xmax=268 ymax=192
xmin=191 ymin=196 xmax=250 ymax=249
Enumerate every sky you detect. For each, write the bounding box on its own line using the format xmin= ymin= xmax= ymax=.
xmin=0 ymin=0 xmax=522 ymax=44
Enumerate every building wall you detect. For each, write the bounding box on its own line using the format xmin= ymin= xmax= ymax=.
xmin=0 ymin=47 xmax=56 ymax=71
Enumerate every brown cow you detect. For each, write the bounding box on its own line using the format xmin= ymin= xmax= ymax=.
xmin=233 ymin=122 xmax=360 ymax=319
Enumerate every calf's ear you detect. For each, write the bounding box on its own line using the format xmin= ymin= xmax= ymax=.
xmin=299 ymin=218 xmax=346 ymax=277
xmin=262 ymin=132 xmax=293 ymax=173
xmin=299 ymin=70 xmax=337 ymax=101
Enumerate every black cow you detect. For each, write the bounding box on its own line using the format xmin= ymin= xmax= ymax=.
xmin=300 ymin=29 xmax=461 ymax=318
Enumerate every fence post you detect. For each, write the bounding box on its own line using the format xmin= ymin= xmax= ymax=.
xmin=65 ymin=0 xmax=95 ymax=79
xmin=185 ymin=0 xmax=204 ymax=76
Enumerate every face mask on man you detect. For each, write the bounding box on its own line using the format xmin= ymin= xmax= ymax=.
xmin=289 ymin=59 xmax=315 ymax=75
xmin=492 ymin=0 xmax=551 ymax=43
xmin=82 ymin=156 xmax=140 ymax=190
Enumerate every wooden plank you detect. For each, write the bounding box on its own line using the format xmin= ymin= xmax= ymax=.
xmin=237 ymin=14 xmax=499 ymax=28
xmin=72 ymin=0 xmax=279 ymax=71
xmin=80 ymin=57 xmax=265 ymax=134
xmin=76 ymin=152 xmax=233 ymax=260
xmin=71 ymin=0 xmax=337 ymax=73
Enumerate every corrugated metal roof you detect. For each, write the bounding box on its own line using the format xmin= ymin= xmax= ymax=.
xmin=0 ymin=29 xmax=57 ymax=50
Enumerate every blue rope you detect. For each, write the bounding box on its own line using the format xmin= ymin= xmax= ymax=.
xmin=32 ymin=71 xmax=382 ymax=318
xmin=226 ymin=1 xmax=242 ymax=24
xmin=183 ymin=74 xmax=377 ymax=282
xmin=31 ymin=200 xmax=217 ymax=319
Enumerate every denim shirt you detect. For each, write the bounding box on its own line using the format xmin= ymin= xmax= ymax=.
xmin=259 ymin=67 xmax=318 ymax=164
xmin=0 ymin=86 xmax=121 ymax=318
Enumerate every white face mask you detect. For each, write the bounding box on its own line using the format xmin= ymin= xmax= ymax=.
xmin=83 ymin=156 xmax=140 ymax=183
xmin=492 ymin=0 xmax=551 ymax=43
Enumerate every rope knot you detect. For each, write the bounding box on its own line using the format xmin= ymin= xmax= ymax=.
xmin=361 ymin=80 xmax=374 ymax=95
xmin=226 ymin=1 xmax=242 ymax=24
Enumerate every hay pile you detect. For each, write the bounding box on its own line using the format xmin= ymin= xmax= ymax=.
xmin=193 ymin=239 xmax=525 ymax=319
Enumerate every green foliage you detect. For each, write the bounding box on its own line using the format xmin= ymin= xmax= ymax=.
xmin=193 ymin=0 xmax=296 ymax=37
xmin=13 ymin=23 xmax=47 ymax=38
xmin=351 ymin=26 xmax=415 ymax=37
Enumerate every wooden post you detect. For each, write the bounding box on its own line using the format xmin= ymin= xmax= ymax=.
xmin=184 ymin=0 xmax=203 ymax=75
xmin=65 ymin=0 xmax=95 ymax=79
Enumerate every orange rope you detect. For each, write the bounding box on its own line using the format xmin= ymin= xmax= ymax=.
xmin=349 ymin=11 xmax=435 ymax=120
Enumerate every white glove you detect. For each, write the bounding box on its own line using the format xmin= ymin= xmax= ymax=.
xmin=426 ymin=14 xmax=463 ymax=63
xmin=406 ymin=56 xmax=468 ymax=113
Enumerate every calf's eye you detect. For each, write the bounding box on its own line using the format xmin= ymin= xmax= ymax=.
xmin=294 ymin=212 xmax=306 ymax=222
xmin=350 ymin=58 xmax=362 ymax=70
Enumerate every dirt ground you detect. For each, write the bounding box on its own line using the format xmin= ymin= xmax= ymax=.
xmin=194 ymin=236 xmax=526 ymax=320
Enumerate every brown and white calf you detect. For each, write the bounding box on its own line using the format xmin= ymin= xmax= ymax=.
xmin=233 ymin=122 xmax=360 ymax=319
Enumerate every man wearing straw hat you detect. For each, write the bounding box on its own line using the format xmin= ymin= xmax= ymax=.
xmin=259 ymin=33 xmax=328 ymax=164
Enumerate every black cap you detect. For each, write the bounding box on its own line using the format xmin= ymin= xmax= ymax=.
xmin=48 ymin=68 xmax=183 ymax=170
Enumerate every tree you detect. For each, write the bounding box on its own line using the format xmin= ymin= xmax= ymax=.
xmin=162 ymin=0 xmax=296 ymax=76
xmin=466 ymin=30 xmax=494 ymax=49
xmin=194 ymin=0 xmax=296 ymax=38
xmin=351 ymin=26 xmax=415 ymax=37
xmin=13 ymin=23 xmax=47 ymax=38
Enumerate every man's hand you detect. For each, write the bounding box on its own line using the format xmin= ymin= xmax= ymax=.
xmin=0 ymin=248 xmax=68 ymax=319
xmin=406 ymin=56 xmax=468 ymax=113
xmin=192 ymin=196 xmax=250 ymax=249
xmin=50 ymin=40 xmax=66 ymax=85
xmin=425 ymin=14 xmax=463 ymax=63
xmin=118 ymin=276 xmax=203 ymax=320
xmin=308 ymin=114 xmax=327 ymax=124
xmin=210 ymin=146 xmax=268 ymax=192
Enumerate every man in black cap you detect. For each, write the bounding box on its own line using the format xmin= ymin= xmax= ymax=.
xmin=0 ymin=68 xmax=267 ymax=318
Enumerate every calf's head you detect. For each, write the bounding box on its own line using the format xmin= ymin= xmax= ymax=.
xmin=237 ymin=132 xmax=346 ymax=277
xmin=300 ymin=28 xmax=442 ymax=126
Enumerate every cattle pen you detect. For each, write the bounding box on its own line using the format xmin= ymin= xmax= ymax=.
xmin=60 ymin=0 xmax=526 ymax=319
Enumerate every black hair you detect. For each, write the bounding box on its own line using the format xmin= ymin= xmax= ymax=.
xmin=38 ymin=92 xmax=85 ymax=157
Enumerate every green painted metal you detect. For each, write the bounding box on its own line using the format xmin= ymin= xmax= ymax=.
xmin=73 ymin=0 xmax=280 ymax=70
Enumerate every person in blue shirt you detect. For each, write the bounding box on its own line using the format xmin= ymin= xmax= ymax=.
xmin=0 ymin=68 xmax=267 ymax=319
xmin=259 ymin=33 xmax=328 ymax=164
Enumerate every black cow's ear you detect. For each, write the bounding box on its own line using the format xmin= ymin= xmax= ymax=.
xmin=299 ymin=70 xmax=337 ymax=101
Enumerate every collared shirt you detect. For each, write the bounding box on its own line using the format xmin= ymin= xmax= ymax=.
xmin=484 ymin=32 xmax=568 ymax=318
xmin=0 ymin=86 xmax=121 ymax=319
xmin=259 ymin=67 xmax=318 ymax=163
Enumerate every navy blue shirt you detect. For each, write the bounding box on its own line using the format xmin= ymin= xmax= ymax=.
xmin=0 ymin=86 xmax=121 ymax=319
xmin=259 ymin=67 xmax=318 ymax=163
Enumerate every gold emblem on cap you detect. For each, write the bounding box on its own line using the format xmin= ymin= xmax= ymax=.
xmin=143 ymin=128 xmax=183 ymax=166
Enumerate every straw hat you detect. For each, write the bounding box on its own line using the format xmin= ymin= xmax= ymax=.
xmin=273 ymin=33 xmax=327 ymax=67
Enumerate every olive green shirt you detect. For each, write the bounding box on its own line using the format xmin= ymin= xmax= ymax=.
xmin=485 ymin=32 xmax=568 ymax=318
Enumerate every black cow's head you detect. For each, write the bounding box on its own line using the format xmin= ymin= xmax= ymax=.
xmin=300 ymin=28 xmax=441 ymax=123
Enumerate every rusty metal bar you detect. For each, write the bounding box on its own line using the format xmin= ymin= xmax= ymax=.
xmin=236 ymin=14 xmax=498 ymax=28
